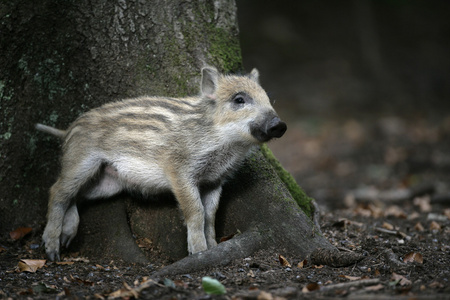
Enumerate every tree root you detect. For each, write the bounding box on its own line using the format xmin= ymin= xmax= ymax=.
xmin=153 ymin=230 xmax=264 ymax=277
xmin=309 ymin=248 xmax=365 ymax=267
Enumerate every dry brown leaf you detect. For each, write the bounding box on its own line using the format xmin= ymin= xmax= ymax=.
xmin=302 ymin=282 xmax=320 ymax=293
xmin=429 ymin=281 xmax=444 ymax=289
xmin=278 ymin=254 xmax=291 ymax=267
xmin=403 ymin=252 xmax=423 ymax=264
xmin=413 ymin=195 xmax=431 ymax=212
xmin=314 ymin=265 xmax=324 ymax=269
xmin=391 ymin=272 xmax=412 ymax=286
xmin=354 ymin=206 xmax=372 ymax=217
xmin=219 ymin=232 xmax=236 ymax=243
xmin=385 ymin=205 xmax=407 ymax=218
xmin=368 ymin=203 xmax=384 ymax=218
xmin=382 ymin=222 xmax=394 ymax=230
xmin=365 ymin=284 xmax=384 ymax=291
xmin=444 ymin=208 xmax=450 ymax=219
xmin=257 ymin=291 xmax=273 ymax=300
xmin=63 ymin=257 xmax=90 ymax=263
xmin=374 ymin=269 xmax=381 ymax=277
xmin=10 ymin=227 xmax=32 ymax=240
xmin=56 ymin=261 xmax=74 ymax=265
xmin=414 ymin=222 xmax=425 ymax=232
xmin=18 ymin=259 xmax=46 ymax=273
xmin=297 ymin=259 xmax=307 ymax=268
xmin=137 ymin=237 xmax=153 ymax=249
xmin=430 ymin=221 xmax=441 ymax=231
xmin=0 ymin=246 xmax=6 ymax=253
xmin=408 ymin=211 xmax=420 ymax=220
xmin=340 ymin=275 xmax=361 ymax=281
xmin=70 ymin=274 xmax=94 ymax=286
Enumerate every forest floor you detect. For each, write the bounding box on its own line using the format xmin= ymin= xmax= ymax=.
xmin=1 ymin=115 xmax=449 ymax=299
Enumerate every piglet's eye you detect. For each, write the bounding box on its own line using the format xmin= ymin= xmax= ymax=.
xmin=234 ymin=96 xmax=245 ymax=104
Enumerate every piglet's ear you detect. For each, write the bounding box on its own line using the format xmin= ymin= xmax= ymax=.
xmin=201 ymin=67 xmax=219 ymax=97
xmin=249 ymin=68 xmax=260 ymax=83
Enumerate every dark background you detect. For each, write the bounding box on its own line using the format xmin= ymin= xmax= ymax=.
xmin=236 ymin=0 xmax=450 ymax=207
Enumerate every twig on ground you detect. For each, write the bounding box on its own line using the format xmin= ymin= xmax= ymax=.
xmin=374 ymin=227 xmax=411 ymax=240
xmin=319 ymin=278 xmax=381 ymax=292
xmin=382 ymin=248 xmax=407 ymax=270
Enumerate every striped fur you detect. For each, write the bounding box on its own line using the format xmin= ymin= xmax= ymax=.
xmin=37 ymin=67 xmax=287 ymax=261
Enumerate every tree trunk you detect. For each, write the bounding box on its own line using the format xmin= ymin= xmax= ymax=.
xmin=0 ymin=0 xmax=335 ymax=274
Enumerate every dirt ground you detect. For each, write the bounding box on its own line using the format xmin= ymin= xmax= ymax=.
xmin=1 ymin=115 xmax=449 ymax=299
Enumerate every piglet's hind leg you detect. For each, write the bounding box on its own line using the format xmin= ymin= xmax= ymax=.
xmin=42 ymin=180 xmax=74 ymax=261
xmin=60 ymin=204 xmax=79 ymax=248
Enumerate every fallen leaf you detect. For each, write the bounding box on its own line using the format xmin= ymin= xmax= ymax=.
xmin=374 ymin=269 xmax=381 ymax=277
xmin=429 ymin=281 xmax=444 ymax=289
xmin=219 ymin=230 xmax=241 ymax=243
xmin=408 ymin=211 xmax=420 ymax=220
xmin=108 ymin=285 xmax=135 ymax=299
xmin=278 ymin=254 xmax=291 ymax=267
xmin=0 ymin=246 xmax=6 ymax=253
xmin=10 ymin=227 xmax=32 ymax=240
xmin=70 ymin=274 xmax=94 ymax=286
xmin=382 ymin=222 xmax=394 ymax=230
xmin=63 ymin=257 xmax=90 ymax=263
xmin=403 ymin=252 xmax=423 ymax=264
xmin=413 ymin=195 xmax=431 ymax=212
xmin=314 ymin=265 xmax=324 ymax=269
xmin=302 ymin=282 xmax=320 ymax=292
xmin=219 ymin=232 xmax=236 ymax=243
xmin=56 ymin=261 xmax=74 ymax=265
xmin=430 ymin=221 xmax=441 ymax=231
xmin=340 ymin=275 xmax=361 ymax=281
xmin=391 ymin=272 xmax=411 ymax=286
xmin=18 ymin=259 xmax=46 ymax=273
xmin=444 ymin=208 xmax=450 ymax=219
xmin=414 ymin=222 xmax=425 ymax=232
xmin=137 ymin=237 xmax=153 ymax=249
xmin=202 ymin=276 xmax=226 ymax=295
xmin=385 ymin=205 xmax=407 ymax=218
xmin=365 ymin=284 xmax=384 ymax=291
xmin=94 ymin=293 xmax=106 ymax=299
xmin=297 ymin=259 xmax=307 ymax=268
xmin=174 ymin=280 xmax=188 ymax=289
xmin=257 ymin=291 xmax=273 ymax=300
xmin=368 ymin=203 xmax=384 ymax=218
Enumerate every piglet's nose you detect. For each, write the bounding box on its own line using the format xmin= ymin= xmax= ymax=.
xmin=267 ymin=117 xmax=287 ymax=138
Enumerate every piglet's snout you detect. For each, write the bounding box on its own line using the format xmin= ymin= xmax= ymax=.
xmin=266 ymin=117 xmax=287 ymax=138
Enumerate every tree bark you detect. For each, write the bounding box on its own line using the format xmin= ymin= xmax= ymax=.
xmin=0 ymin=0 xmax=335 ymax=273
xmin=0 ymin=0 xmax=241 ymax=235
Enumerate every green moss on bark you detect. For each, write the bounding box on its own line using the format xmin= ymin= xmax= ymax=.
xmin=260 ymin=144 xmax=314 ymax=217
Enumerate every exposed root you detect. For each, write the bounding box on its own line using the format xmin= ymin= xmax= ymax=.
xmin=153 ymin=230 xmax=264 ymax=277
xmin=311 ymin=199 xmax=323 ymax=235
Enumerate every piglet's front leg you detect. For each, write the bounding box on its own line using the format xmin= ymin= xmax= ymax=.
xmin=171 ymin=180 xmax=208 ymax=254
xmin=202 ymin=185 xmax=222 ymax=249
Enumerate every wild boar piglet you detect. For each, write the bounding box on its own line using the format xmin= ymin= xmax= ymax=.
xmin=36 ymin=66 xmax=287 ymax=261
